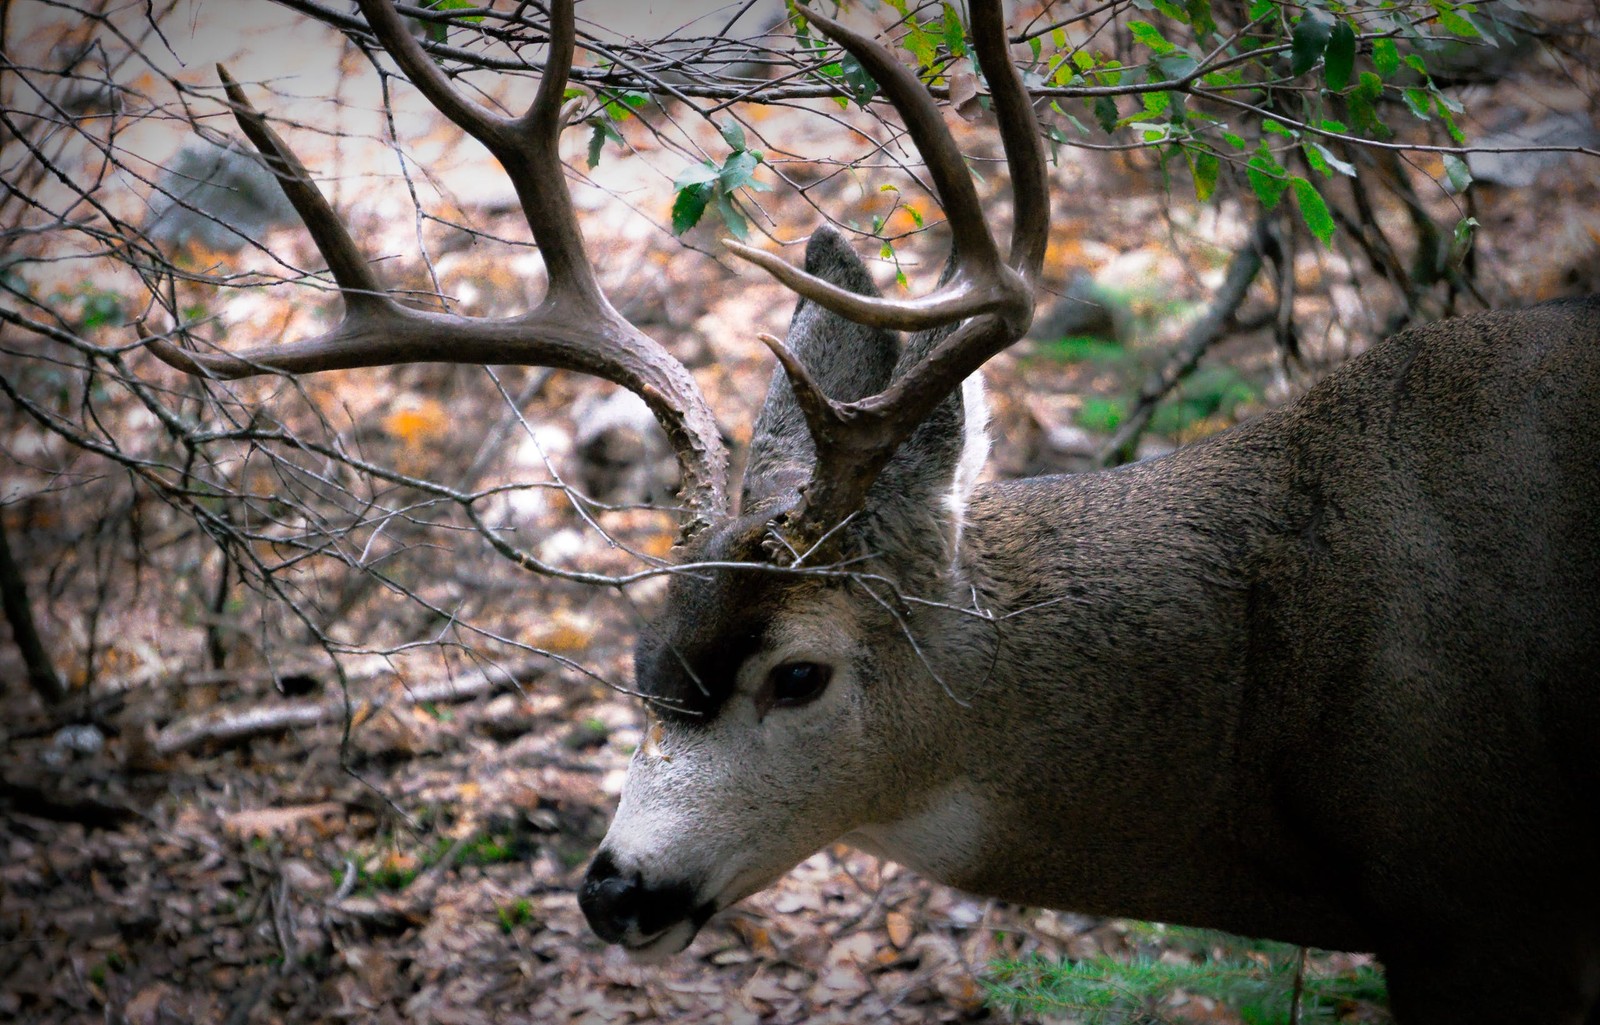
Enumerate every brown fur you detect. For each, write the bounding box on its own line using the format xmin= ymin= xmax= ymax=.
xmin=935 ymin=297 xmax=1600 ymax=1021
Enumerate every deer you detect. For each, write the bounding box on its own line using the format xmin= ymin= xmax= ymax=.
xmin=147 ymin=1 xmax=1600 ymax=1021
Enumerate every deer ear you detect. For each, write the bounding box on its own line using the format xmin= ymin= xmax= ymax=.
xmin=858 ymin=308 xmax=990 ymax=579
xmin=740 ymin=226 xmax=899 ymax=512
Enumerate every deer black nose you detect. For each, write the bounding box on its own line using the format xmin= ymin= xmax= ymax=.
xmin=579 ymin=849 xmax=701 ymax=946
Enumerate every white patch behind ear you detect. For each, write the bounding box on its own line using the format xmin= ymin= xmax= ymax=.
xmin=945 ymin=372 xmax=991 ymax=559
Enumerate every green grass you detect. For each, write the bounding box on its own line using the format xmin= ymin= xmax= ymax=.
xmin=496 ymin=898 xmax=535 ymax=933
xmin=1148 ymin=365 xmax=1261 ymax=437
xmin=1040 ymin=334 xmax=1132 ymax=366
xmin=985 ymin=926 xmax=1387 ymax=1025
xmin=1072 ymin=364 xmax=1261 ymax=442
xmin=1077 ymin=395 xmax=1131 ymax=433
xmin=1037 ymin=320 xmax=1264 ymax=445
xmin=334 ymin=824 xmax=535 ymax=895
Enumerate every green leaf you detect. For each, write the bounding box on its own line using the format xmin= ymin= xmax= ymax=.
xmin=718 ymin=149 xmax=761 ymax=191
xmin=1302 ymin=141 xmax=1330 ymax=176
xmin=1348 ymin=72 xmax=1391 ymax=138
xmin=673 ymin=162 xmax=719 ymax=189
xmin=1433 ymin=3 xmax=1480 ymax=38
xmin=714 ymin=189 xmax=748 ymax=239
xmin=1191 ymin=148 xmax=1220 ymax=201
xmin=1153 ymin=52 xmax=1200 ymax=80
xmin=942 ymin=3 xmax=967 ymax=56
xmin=1248 ymin=0 xmax=1273 ymax=18
xmin=839 ymin=53 xmax=880 ymax=107
xmin=1372 ymin=37 xmax=1401 ymax=77
xmin=1309 ymin=142 xmax=1357 ymax=176
xmin=1324 ymin=20 xmax=1356 ymax=91
xmin=1290 ymin=9 xmax=1335 ymax=77
xmin=1443 ymin=153 xmax=1473 ymax=191
xmin=671 ymin=183 xmax=711 ymax=235
xmin=718 ymin=120 xmax=746 ymax=151
xmin=1262 ymin=118 xmax=1295 ymax=138
xmin=603 ymin=92 xmax=648 ymax=121
xmin=1436 ymin=97 xmax=1466 ymax=143
xmin=889 ymin=0 xmax=937 ymax=66
xmin=1077 ymin=395 xmax=1129 ymax=433
xmin=1220 ymin=130 xmax=1246 ymax=149
xmin=1291 ymin=176 xmax=1336 ymax=246
xmin=419 ymin=0 xmax=482 ymax=45
xmin=1093 ymin=95 xmax=1120 ymax=134
xmin=586 ymin=120 xmax=622 ymax=168
xmin=1129 ymin=20 xmax=1177 ymax=54
xmin=1247 ymin=149 xmax=1289 ymax=209
xmin=1450 ymin=215 xmax=1479 ymax=262
xmin=1402 ymin=87 xmax=1432 ymax=120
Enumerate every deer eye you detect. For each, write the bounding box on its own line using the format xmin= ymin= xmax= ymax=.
xmin=768 ymin=662 xmax=831 ymax=707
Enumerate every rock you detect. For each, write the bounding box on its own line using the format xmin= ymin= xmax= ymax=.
xmin=1029 ymin=271 xmax=1129 ymax=343
xmin=1467 ymin=113 xmax=1600 ymax=189
xmin=145 ymin=139 xmax=298 ymax=252
xmin=571 ymin=389 xmax=679 ymax=505
xmin=43 ymin=723 xmax=105 ymax=766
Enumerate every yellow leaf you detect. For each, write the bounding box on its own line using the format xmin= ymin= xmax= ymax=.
xmin=382 ymin=398 xmax=450 ymax=446
xmin=527 ymin=611 xmax=596 ymax=653
xmin=885 ymin=910 xmax=912 ymax=948
xmin=642 ymin=531 xmax=676 ymax=559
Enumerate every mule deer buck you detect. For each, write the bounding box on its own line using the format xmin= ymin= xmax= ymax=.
xmin=149 ymin=0 xmax=1600 ymax=1020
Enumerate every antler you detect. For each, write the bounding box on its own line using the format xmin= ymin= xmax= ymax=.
xmin=728 ymin=0 xmax=1048 ymax=542
xmin=147 ymin=0 xmax=729 ymax=535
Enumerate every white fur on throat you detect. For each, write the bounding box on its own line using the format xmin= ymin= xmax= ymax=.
xmin=946 ymin=373 xmax=991 ymax=559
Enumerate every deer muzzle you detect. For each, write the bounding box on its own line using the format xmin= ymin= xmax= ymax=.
xmin=578 ymin=848 xmax=715 ymax=962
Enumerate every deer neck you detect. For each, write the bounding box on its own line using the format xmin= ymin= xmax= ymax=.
xmin=852 ymin=424 xmax=1371 ymax=948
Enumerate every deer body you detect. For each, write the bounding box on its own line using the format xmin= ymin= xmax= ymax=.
xmin=931 ymin=295 xmax=1600 ymax=959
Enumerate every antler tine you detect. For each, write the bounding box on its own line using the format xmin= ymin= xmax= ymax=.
xmin=144 ymin=63 xmax=398 ymax=376
xmin=146 ymin=0 xmax=731 ymax=532
xmin=972 ymin=1 xmax=1049 ymax=278
xmin=353 ymin=0 xmax=599 ymax=305
xmin=768 ymin=0 xmax=1049 ymax=540
xmin=723 ymin=0 xmax=1031 ymax=334
xmin=217 ymin=65 xmax=386 ymax=306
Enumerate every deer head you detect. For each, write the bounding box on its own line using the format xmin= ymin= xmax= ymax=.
xmin=147 ymin=0 xmax=1046 ymax=962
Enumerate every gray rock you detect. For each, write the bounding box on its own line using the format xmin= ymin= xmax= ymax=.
xmin=1467 ymin=113 xmax=1600 ymax=189
xmin=571 ymin=389 xmax=679 ymax=505
xmin=145 ymin=139 xmax=298 ymax=251
xmin=1030 ymin=271 xmax=1128 ymax=343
